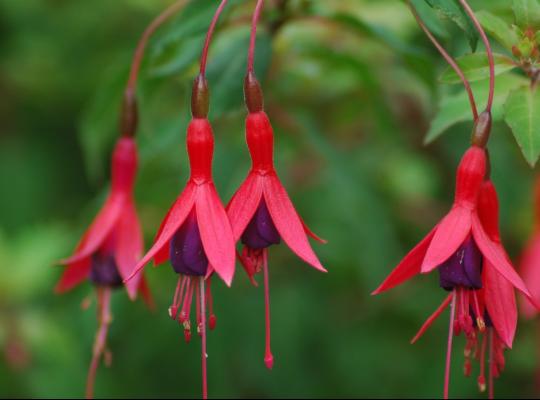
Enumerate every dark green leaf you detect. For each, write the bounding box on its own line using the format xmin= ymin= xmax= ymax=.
xmin=439 ymin=53 xmax=516 ymax=84
xmin=512 ymin=0 xmax=540 ymax=29
xmin=424 ymin=0 xmax=479 ymax=51
xmin=504 ymin=85 xmax=540 ymax=166
xmin=426 ymin=73 xmax=527 ymax=143
xmin=477 ymin=10 xmax=521 ymax=50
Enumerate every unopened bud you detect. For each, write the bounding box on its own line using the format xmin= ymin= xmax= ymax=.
xmin=120 ymin=88 xmax=138 ymax=137
xmin=191 ymin=74 xmax=209 ymax=118
xmin=244 ymin=71 xmax=264 ymax=113
xmin=471 ymin=111 xmax=492 ymax=148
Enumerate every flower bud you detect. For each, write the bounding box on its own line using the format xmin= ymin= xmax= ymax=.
xmin=244 ymin=71 xmax=264 ymax=113
xmin=120 ymin=88 xmax=138 ymax=138
xmin=191 ymin=74 xmax=209 ymax=118
xmin=471 ymin=111 xmax=492 ymax=148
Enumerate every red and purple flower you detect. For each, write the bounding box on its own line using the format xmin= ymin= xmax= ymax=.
xmin=125 ymin=75 xmax=235 ymax=399
xmin=227 ymin=73 xmax=326 ymax=369
xmin=56 ymin=137 xmax=149 ymax=299
xmin=373 ymin=140 xmax=532 ymax=397
xmin=56 ymin=136 xmax=150 ymax=398
xmin=520 ymin=176 xmax=540 ymax=318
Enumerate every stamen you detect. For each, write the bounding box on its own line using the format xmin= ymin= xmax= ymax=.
xmin=179 ymin=277 xmax=192 ymax=324
xmin=488 ymin=329 xmax=494 ymax=399
xmin=444 ymin=291 xmax=457 ymax=400
xmin=86 ymin=287 xmax=113 ymax=400
xmin=169 ymin=276 xmax=186 ymax=319
xmin=472 ymin=291 xmax=485 ymax=332
xmin=184 ymin=278 xmax=195 ymax=343
xmin=199 ymin=278 xmax=208 ymax=400
xmin=478 ymin=332 xmax=488 ymax=392
xmin=263 ymin=249 xmax=274 ymax=370
xmin=196 ymin=283 xmax=202 ymax=336
xmin=411 ymin=293 xmax=453 ymax=344
xmin=206 ymin=278 xmax=217 ymax=330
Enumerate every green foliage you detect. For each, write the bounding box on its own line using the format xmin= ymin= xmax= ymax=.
xmin=439 ymin=52 xmax=516 ymax=83
xmin=424 ymin=0 xmax=479 ymax=50
xmin=477 ymin=10 xmax=520 ymax=50
xmin=2 ymin=0 xmax=540 ymax=398
xmin=504 ymin=86 xmax=540 ymax=166
xmin=425 ymin=73 xmax=527 ymax=143
xmin=513 ymin=0 xmax=540 ymax=29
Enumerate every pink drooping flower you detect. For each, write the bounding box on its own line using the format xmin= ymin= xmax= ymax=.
xmin=520 ymin=176 xmax=540 ymax=318
xmin=125 ymin=75 xmax=235 ymax=399
xmin=227 ymin=73 xmax=326 ymax=370
xmin=374 ymin=141 xmax=532 ymax=397
xmin=56 ymin=136 xmax=151 ymax=398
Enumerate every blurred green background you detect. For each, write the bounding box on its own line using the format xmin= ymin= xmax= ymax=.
xmin=0 ymin=0 xmax=539 ymax=398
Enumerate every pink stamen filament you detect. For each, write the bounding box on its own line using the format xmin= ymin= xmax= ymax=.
xmin=458 ymin=0 xmax=495 ymax=114
xmin=247 ymin=0 xmax=265 ymax=73
xmin=478 ymin=331 xmax=488 ymax=392
xmin=86 ymin=287 xmax=112 ymax=400
xmin=472 ymin=291 xmax=485 ymax=332
xmin=199 ymin=278 xmax=208 ymax=400
xmin=263 ymin=249 xmax=274 ymax=370
xmin=199 ymin=0 xmax=229 ymax=76
xmin=411 ymin=293 xmax=453 ymax=344
xmin=179 ymin=278 xmax=191 ymax=323
xmin=196 ymin=282 xmax=202 ymax=336
xmin=444 ymin=291 xmax=457 ymax=400
xmin=406 ymin=0 xmax=478 ymax=120
xmin=488 ymin=329 xmax=495 ymax=399
xmin=206 ymin=279 xmax=217 ymax=330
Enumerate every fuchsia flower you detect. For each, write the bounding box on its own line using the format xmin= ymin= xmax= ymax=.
xmin=373 ymin=126 xmax=534 ymax=396
xmin=56 ymin=136 xmax=151 ymax=399
xmin=520 ymin=176 xmax=540 ymax=318
xmin=56 ymin=137 xmax=149 ymax=300
xmin=227 ymin=73 xmax=326 ymax=369
xmin=125 ymin=75 xmax=235 ymax=399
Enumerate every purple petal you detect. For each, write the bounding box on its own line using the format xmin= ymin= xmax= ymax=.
xmin=90 ymin=253 xmax=123 ymax=288
xmin=241 ymin=200 xmax=280 ymax=250
xmin=169 ymin=211 xmax=208 ymax=276
xmin=438 ymin=236 xmax=483 ymax=290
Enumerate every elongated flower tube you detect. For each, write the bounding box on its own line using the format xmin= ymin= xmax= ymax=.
xmin=520 ymin=176 xmax=540 ymax=318
xmin=227 ymin=72 xmax=326 ymax=370
xmin=126 ymin=74 xmax=234 ymax=399
xmin=373 ymin=114 xmax=533 ymax=398
xmin=56 ymin=137 xmax=151 ymax=399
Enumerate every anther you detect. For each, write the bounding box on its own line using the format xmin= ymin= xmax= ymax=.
xmin=477 ymin=376 xmax=486 ymax=392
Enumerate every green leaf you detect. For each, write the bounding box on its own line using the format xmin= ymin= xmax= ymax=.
xmin=513 ymin=0 xmax=540 ymax=29
xmin=409 ymin=0 xmax=450 ymax=38
xmin=424 ymin=0 xmax=479 ymax=51
xmin=425 ymin=73 xmax=527 ymax=143
xmin=477 ymin=10 xmax=520 ymax=50
xmin=440 ymin=53 xmax=516 ymax=84
xmin=504 ymin=86 xmax=540 ymax=166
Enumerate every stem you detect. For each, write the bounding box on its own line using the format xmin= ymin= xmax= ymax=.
xmin=263 ymin=249 xmax=274 ymax=370
xmin=200 ymin=0 xmax=229 ymax=76
xmin=444 ymin=291 xmax=457 ymax=400
xmin=406 ymin=0 xmax=478 ymax=120
xmin=458 ymin=0 xmax=495 ymax=113
xmin=86 ymin=288 xmax=112 ymax=399
xmin=199 ymin=278 xmax=208 ymax=400
xmin=126 ymin=0 xmax=188 ymax=93
xmin=247 ymin=0 xmax=265 ymax=73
